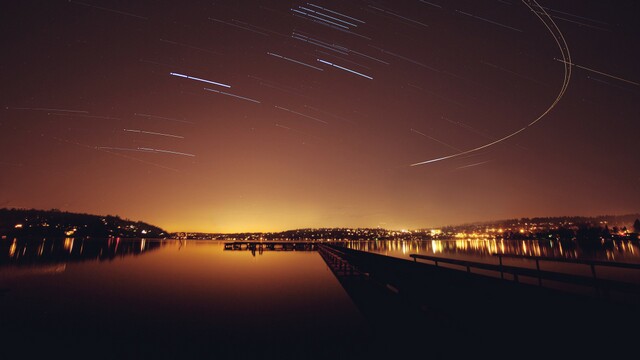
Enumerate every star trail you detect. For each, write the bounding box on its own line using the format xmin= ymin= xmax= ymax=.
xmin=1 ymin=0 xmax=639 ymax=232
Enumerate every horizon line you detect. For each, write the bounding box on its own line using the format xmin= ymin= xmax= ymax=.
xmin=2 ymin=207 xmax=639 ymax=235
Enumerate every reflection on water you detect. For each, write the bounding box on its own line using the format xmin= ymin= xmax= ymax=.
xmin=0 ymin=239 xmax=369 ymax=359
xmin=1 ymin=238 xmax=638 ymax=358
xmin=344 ymin=238 xmax=640 ymax=288
xmin=0 ymin=237 xmax=165 ymax=267
xmin=344 ymin=238 xmax=640 ymax=263
xmin=223 ymin=241 xmax=318 ymax=256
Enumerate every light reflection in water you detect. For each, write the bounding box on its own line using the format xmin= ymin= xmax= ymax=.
xmin=343 ymin=238 xmax=640 ymax=263
xmin=9 ymin=239 xmax=17 ymax=258
xmin=0 ymin=238 xmax=637 ymax=358
xmin=344 ymin=238 xmax=640 ymax=287
xmin=64 ymin=238 xmax=74 ymax=253
xmin=0 ymin=239 xmax=368 ymax=358
xmin=4 ymin=237 xmax=640 ymax=289
xmin=0 ymin=237 xmax=165 ymax=267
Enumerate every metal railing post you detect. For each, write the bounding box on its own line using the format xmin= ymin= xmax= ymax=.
xmin=591 ymin=264 xmax=600 ymax=297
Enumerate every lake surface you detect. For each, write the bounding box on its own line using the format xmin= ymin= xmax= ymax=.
xmin=2 ymin=237 xmax=639 ymax=359
xmin=344 ymin=238 xmax=640 ymax=286
xmin=0 ymin=239 xmax=373 ymax=359
xmin=343 ymin=238 xmax=640 ymax=263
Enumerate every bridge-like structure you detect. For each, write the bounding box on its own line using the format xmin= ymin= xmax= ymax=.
xmin=223 ymin=240 xmax=640 ymax=356
xmin=223 ymin=241 xmax=317 ymax=251
xmin=317 ymin=243 xmax=640 ymax=357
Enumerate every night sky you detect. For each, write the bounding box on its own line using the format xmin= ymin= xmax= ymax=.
xmin=1 ymin=0 xmax=639 ymax=232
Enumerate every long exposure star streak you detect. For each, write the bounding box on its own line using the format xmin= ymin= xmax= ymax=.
xmin=411 ymin=0 xmax=572 ymax=167
xmin=1 ymin=0 xmax=638 ymax=232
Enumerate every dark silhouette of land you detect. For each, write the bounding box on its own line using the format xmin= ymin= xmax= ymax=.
xmin=178 ymin=213 xmax=640 ymax=245
xmin=2 ymin=208 xmax=638 ymax=248
xmin=0 ymin=208 xmax=167 ymax=239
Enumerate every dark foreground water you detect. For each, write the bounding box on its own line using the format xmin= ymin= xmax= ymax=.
xmin=1 ymin=238 xmax=639 ymax=359
xmin=1 ymin=239 xmax=372 ymax=359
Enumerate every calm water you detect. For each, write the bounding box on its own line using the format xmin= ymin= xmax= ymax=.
xmin=344 ymin=238 xmax=640 ymax=285
xmin=0 ymin=239 xmax=372 ymax=359
xmin=344 ymin=238 xmax=640 ymax=262
xmin=2 ymin=237 xmax=640 ymax=358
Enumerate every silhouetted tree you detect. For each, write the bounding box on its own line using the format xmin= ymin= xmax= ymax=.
xmin=555 ymin=226 xmax=574 ymax=240
xmin=576 ymin=225 xmax=603 ymax=249
xmin=633 ymin=219 xmax=640 ymax=233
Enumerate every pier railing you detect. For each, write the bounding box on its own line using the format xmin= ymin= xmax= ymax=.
xmin=317 ymin=244 xmax=363 ymax=278
xmin=494 ymin=253 xmax=640 ymax=281
xmin=410 ymin=253 xmax=640 ymax=299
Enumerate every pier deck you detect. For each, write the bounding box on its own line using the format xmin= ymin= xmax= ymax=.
xmin=223 ymin=241 xmax=317 ymax=251
xmin=317 ymin=244 xmax=640 ymax=358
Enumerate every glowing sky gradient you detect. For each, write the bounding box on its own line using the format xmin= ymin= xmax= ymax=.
xmin=1 ymin=0 xmax=639 ymax=232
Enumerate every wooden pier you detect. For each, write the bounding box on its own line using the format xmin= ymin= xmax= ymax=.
xmin=223 ymin=241 xmax=317 ymax=251
xmin=411 ymin=253 xmax=640 ymax=301
xmin=317 ymin=244 xmax=640 ymax=358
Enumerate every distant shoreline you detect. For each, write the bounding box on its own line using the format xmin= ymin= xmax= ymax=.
xmin=2 ymin=208 xmax=639 ymax=244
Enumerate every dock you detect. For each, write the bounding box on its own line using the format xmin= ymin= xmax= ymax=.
xmin=317 ymin=244 xmax=640 ymax=357
xmin=412 ymin=252 xmax=640 ymax=300
xmin=223 ymin=241 xmax=317 ymax=251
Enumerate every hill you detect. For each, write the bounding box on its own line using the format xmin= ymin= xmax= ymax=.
xmin=439 ymin=214 xmax=640 ymax=231
xmin=0 ymin=208 xmax=167 ymax=239
xmin=175 ymin=214 xmax=640 ymax=241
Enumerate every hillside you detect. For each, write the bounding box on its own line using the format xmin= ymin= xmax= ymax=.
xmin=0 ymin=208 xmax=167 ymax=239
